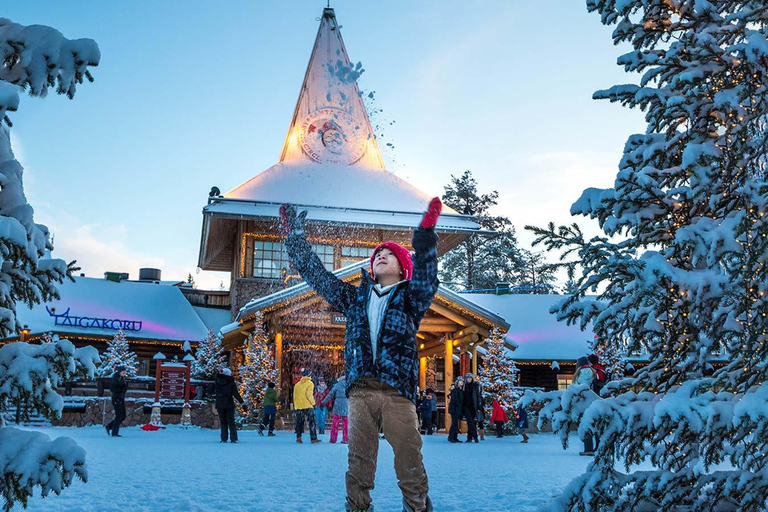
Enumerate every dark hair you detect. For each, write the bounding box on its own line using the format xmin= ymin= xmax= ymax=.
xmin=576 ymin=356 xmax=589 ymax=367
xmin=588 ymin=354 xmax=599 ymax=365
xmin=267 ymin=382 xmax=275 ymax=388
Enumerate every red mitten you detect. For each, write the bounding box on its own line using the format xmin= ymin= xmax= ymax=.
xmin=420 ymin=197 xmax=442 ymax=229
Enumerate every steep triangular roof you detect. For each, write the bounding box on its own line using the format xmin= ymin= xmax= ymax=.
xmin=224 ymin=8 xmax=455 ymax=215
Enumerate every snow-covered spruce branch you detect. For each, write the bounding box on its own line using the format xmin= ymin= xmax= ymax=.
xmin=0 ymin=427 xmax=87 ymax=512
xmin=0 ymin=340 xmax=98 ymax=511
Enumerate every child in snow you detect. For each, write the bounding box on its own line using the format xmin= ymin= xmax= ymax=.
xmin=324 ymin=373 xmax=349 ymax=444
xmin=293 ymin=368 xmax=320 ymax=444
xmin=516 ymin=404 xmax=529 ymax=443
xmin=281 ymin=197 xmax=441 ymax=512
xmin=314 ymin=376 xmax=330 ymax=435
xmin=490 ymin=399 xmax=509 ymax=438
xmin=259 ymin=381 xmax=279 ymax=436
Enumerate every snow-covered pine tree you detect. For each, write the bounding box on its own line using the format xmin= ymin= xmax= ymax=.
xmin=192 ymin=328 xmax=224 ymax=380
xmin=97 ymin=329 xmax=138 ymax=378
xmin=0 ymin=18 xmax=99 ymax=512
xmin=0 ymin=19 xmax=97 ymax=339
xmin=237 ymin=314 xmax=278 ymax=424
xmin=0 ymin=339 xmax=100 ymax=510
xmin=439 ymin=170 xmax=521 ymax=291
xmin=526 ymin=1 xmax=768 ymax=510
xmin=588 ymin=335 xmax=626 ymax=382
xmin=478 ymin=327 xmax=521 ymax=430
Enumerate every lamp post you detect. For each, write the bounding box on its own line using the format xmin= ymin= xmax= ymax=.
xmin=19 ymin=325 xmax=30 ymax=342
xmin=151 ymin=352 xmax=165 ymax=426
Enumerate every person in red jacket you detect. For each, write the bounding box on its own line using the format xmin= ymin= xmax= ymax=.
xmin=490 ymin=399 xmax=509 ymax=438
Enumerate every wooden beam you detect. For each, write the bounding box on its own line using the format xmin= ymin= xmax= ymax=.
xmin=452 ymin=332 xmax=479 ymax=348
xmin=419 ymin=318 xmax=459 ymax=329
xmin=444 ymin=336 xmax=454 ymax=431
xmin=429 ymin=302 xmax=470 ymax=327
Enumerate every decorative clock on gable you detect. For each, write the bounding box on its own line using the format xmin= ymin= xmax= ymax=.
xmin=299 ymin=107 xmax=367 ymax=165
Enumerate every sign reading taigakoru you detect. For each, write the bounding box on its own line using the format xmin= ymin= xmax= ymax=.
xmin=46 ymin=307 xmax=143 ymax=332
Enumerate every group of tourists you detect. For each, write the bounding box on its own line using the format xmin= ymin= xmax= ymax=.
xmin=291 ymin=368 xmax=349 ymax=444
xmin=445 ymin=372 xmax=529 ymax=443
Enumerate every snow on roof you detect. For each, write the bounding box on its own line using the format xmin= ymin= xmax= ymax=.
xmin=12 ymin=277 xmax=209 ymax=343
xmin=225 ymin=162 xmax=461 ymax=217
xmin=192 ymin=306 xmax=232 ymax=334
xmin=459 ymin=293 xmax=595 ymax=361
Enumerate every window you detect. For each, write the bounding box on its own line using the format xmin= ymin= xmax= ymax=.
xmin=557 ymin=374 xmax=573 ymax=390
xmin=341 ymin=246 xmax=374 ymax=267
xmin=252 ymin=241 xmax=334 ymax=278
xmin=313 ymin=244 xmax=334 ymax=271
xmin=252 ymin=241 xmax=290 ymax=279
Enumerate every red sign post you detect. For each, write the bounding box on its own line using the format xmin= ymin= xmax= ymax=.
xmin=154 ymin=356 xmax=191 ymax=404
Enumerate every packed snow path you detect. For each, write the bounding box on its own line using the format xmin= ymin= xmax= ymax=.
xmin=16 ymin=427 xmax=593 ymax=511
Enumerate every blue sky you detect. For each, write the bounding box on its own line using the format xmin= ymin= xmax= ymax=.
xmin=4 ymin=1 xmax=646 ymax=289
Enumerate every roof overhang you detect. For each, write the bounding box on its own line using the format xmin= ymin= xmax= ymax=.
xmin=198 ymin=197 xmax=489 ymax=271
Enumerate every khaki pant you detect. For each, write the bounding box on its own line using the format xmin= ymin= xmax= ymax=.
xmin=346 ymin=379 xmax=429 ymax=512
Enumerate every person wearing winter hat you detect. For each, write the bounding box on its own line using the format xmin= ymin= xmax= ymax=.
xmin=461 ymin=373 xmax=481 ymax=443
xmin=293 ymin=368 xmax=320 ymax=444
xmin=490 ymin=399 xmax=509 ymax=438
xmin=259 ymin=381 xmax=279 ymax=437
xmin=447 ymin=377 xmax=465 ymax=443
xmin=105 ymin=366 xmax=128 ymax=437
xmin=314 ymin=376 xmax=330 ymax=435
xmin=215 ymin=367 xmax=245 ymax=443
xmin=281 ymin=197 xmax=442 ymax=512
xmin=323 ymin=373 xmax=349 ymax=444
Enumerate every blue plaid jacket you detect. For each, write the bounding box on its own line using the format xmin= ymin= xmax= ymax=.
xmin=285 ymin=228 xmax=439 ymax=404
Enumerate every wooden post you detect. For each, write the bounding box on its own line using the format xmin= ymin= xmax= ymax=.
xmin=419 ymin=357 xmax=427 ymax=391
xmin=471 ymin=344 xmax=479 ymax=375
xmin=275 ymin=332 xmax=283 ymax=388
xmin=444 ymin=335 xmax=453 ymax=430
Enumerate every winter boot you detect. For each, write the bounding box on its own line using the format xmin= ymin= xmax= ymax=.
xmin=311 ymin=438 xmax=322 ymax=444
xmin=402 ymin=496 xmax=433 ymax=512
xmin=345 ymin=504 xmax=374 ymax=512
xmin=268 ymin=432 xmax=276 ymax=437
xmin=479 ymin=428 xmax=485 ymax=441
xmin=258 ymin=426 xmax=264 ymax=436
xmin=296 ymin=436 xmax=303 ymax=444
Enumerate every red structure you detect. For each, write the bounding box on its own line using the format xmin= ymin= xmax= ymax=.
xmin=153 ymin=354 xmax=191 ymax=404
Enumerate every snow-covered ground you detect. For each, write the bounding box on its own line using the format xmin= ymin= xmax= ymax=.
xmin=15 ymin=427 xmax=592 ymax=512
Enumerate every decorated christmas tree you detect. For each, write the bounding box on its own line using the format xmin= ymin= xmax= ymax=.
xmin=588 ymin=335 xmax=626 ymax=382
xmin=478 ymin=327 xmax=521 ymax=427
xmin=97 ymin=329 xmax=138 ymax=378
xmin=237 ymin=313 xmax=278 ymax=424
xmin=192 ymin=328 xmax=225 ymax=380
xmin=526 ymin=1 xmax=768 ymax=509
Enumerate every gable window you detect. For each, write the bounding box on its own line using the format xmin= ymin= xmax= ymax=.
xmin=252 ymin=241 xmax=334 ymax=278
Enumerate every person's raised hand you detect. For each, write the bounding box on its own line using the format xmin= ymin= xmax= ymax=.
xmin=420 ymin=197 xmax=442 ymax=229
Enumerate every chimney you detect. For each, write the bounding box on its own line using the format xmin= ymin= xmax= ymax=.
xmin=139 ymin=268 xmax=162 ymax=282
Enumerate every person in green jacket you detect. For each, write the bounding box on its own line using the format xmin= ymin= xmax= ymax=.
xmin=259 ymin=381 xmax=279 ymax=436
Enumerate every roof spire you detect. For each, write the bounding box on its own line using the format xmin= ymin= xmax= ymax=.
xmin=278 ymin=7 xmax=385 ymax=169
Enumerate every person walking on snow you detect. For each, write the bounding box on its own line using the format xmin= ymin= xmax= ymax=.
xmin=490 ymin=399 xmax=509 ymax=438
xmin=314 ymin=376 xmax=330 ymax=435
xmin=447 ymin=378 xmax=464 ymax=443
xmin=215 ymin=368 xmax=245 ymax=443
xmin=324 ymin=373 xmax=349 ymax=444
xmin=293 ymin=368 xmax=320 ymax=444
xmin=259 ymin=381 xmax=279 ymax=436
xmin=105 ymin=365 xmax=128 ymax=437
xmin=462 ymin=372 xmax=481 ymax=443
xmin=516 ymin=403 xmax=530 ymax=443
xmin=281 ymin=197 xmax=442 ymax=512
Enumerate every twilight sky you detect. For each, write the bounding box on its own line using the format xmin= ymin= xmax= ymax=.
xmin=3 ymin=1 xmax=646 ymax=290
